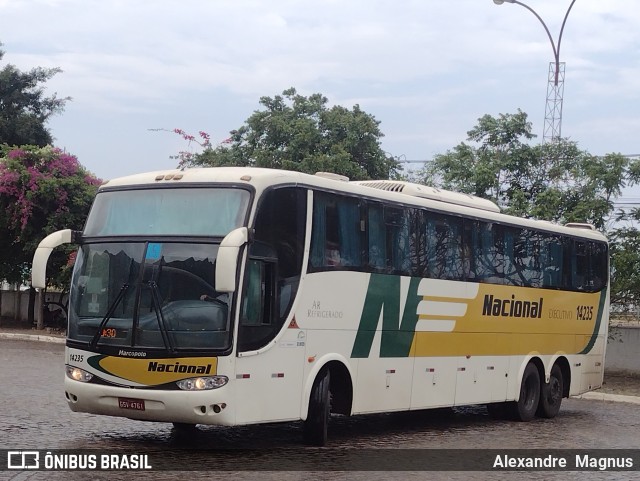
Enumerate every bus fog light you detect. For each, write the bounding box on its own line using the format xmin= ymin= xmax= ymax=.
xmin=176 ymin=376 xmax=228 ymax=391
xmin=66 ymin=366 xmax=93 ymax=382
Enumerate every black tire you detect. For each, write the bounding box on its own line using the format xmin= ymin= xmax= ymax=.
xmin=303 ymin=368 xmax=331 ymax=446
xmin=537 ymin=364 xmax=564 ymax=419
xmin=509 ymin=363 xmax=540 ymax=422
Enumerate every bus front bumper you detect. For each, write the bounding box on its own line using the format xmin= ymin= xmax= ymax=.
xmin=64 ymin=377 xmax=235 ymax=426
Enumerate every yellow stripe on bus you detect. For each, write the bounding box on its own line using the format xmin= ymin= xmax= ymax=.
xmin=409 ymin=332 xmax=596 ymax=357
xmin=409 ymin=284 xmax=602 ymax=357
xmin=95 ymin=356 xmax=218 ymax=385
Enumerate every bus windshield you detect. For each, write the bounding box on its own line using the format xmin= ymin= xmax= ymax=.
xmin=84 ymin=187 xmax=250 ymax=237
xmin=67 ymin=186 xmax=251 ymax=352
xmin=68 ymin=242 xmax=231 ymax=351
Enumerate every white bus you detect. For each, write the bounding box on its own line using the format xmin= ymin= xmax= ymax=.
xmin=32 ymin=167 xmax=609 ymax=446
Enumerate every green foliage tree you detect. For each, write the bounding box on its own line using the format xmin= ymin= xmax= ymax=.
xmin=419 ymin=109 xmax=640 ymax=314
xmin=0 ymin=42 xmax=69 ymax=147
xmin=0 ymin=145 xmax=101 ymax=289
xmin=608 ymin=224 xmax=640 ymax=313
xmin=184 ymin=87 xmax=400 ymax=180
xmin=418 ymin=110 xmax=631 ymax=230
xmin=607 ymin=201 xmax=640 ymax=314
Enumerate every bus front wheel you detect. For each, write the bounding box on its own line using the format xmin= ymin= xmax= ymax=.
xmin=303 ymin=368 xmax=331 ymax=446
xmin=537 ymin=364 xmax=563 ymax=418
xmin=510 ymin=363 xmax=540 ymax=422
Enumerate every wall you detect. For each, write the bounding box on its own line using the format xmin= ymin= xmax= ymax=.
xmin=0 ymin=289 xmax=67 ymax=325
xmin=0 ymin=289 xmax=30 ymax=322
xmin=606 ymin=326 xmax=640 ymax=374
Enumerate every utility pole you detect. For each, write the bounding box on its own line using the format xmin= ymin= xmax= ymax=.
xmin=493 ymin=0 xmax=576 ymax=143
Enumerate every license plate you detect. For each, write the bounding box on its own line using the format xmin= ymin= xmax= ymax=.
xmin=118 ymin=398 xmax=145 ymax=411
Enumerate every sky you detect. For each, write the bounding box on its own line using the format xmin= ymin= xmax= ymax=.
xmin=0 ymin=0 xmax=638 ymax=182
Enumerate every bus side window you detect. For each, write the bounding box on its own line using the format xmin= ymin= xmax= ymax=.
xmin=588 ymin=241 xmax=607 ymax=291
xmin=462 ymin=220 xmax=475 ymax=280
xmin=241 ymin=259 xmax=266 ymax=326
xmin=238 ymin=258 xmax=276 ymax=351
xmin=426 ymin=213 xmax=462 ymax=280
xmin=542 ymin=236 xmax=563 ymax=288
xmin=474 ymin=222 xmax=497 ymax=282
xmin=367 ymin=203 xmax=386 ymax=270
xmin=502 ymin=227 xmax=518 ymax=285
xmin=385 ymin=206 xmax=410 ymax=274
xmin=310 ymin=192 xmax=362 ymax=270
xmin=573 ymin=240 xmax=588 ymax=290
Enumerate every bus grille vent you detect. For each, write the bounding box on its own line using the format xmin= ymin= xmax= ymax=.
xmin=357 ymin=181 xmax=405 ymax=193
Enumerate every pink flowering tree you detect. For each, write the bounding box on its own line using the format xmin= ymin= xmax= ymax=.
xmin=150 ymin=128 xmax=217 ymax=169
xmin=171 ymin=128 xmax=212 ymax=168
xmin=0 ymin=145 xmax=101 ymax=288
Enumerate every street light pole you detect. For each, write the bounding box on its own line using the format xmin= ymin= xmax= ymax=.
xmin=493 ymin=0 xmax=576 ymax=142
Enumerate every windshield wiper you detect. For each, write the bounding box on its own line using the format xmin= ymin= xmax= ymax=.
xmin=148 ymin=281 xmax=176 ymax=353
xmin=89 ymin=283 xmax=129 ymax=349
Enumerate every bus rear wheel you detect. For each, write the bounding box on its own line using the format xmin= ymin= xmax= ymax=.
xmin=537 ymin=364 xmax=563 ymax=419
xmin=303 ymin=368 xmax=331 ymax=446
xmin=509 ymin=363 xmax=540 ymax=422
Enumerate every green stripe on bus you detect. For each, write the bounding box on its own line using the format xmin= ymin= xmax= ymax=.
xmin=351 ymin=274 xmax=421 ymax=358
xmin=579 ymin=289 xmax=608 ymax=355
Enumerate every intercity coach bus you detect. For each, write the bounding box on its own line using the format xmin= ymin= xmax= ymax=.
xmin=32 ymin=167 xmax=609 ymax=445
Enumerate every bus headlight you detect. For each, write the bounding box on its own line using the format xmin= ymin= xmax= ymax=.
xmin=176 ymin=376 xmax=228 ymax=391
xmin=66 ymin=366 xmax=93 ymax=382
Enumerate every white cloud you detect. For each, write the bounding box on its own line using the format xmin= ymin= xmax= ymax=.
xmin=1 ymin=0 xmax=639 ymax=179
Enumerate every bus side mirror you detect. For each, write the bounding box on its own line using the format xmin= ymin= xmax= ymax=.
xmin=215 ymin=227 xmax=250 ymax=293
xmin=31 ymin=229 xmax=80 ymax=289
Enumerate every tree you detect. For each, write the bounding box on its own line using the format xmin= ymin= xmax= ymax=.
xmin=418 ymin=110 xmax=632 ymax=230
xmin=0 ymin=41 xmax=69 ymax=147
xmin=609 ymin=225 xmax=640 ymax=313
xmin=0 ymin=145 xmax=101 ymax=288
xmin=184 ymin=88 xmax=400 ymax=180
xmin=607 ymin=201 xmax=640 ymax=314
xmin=419 ymin=110 xmax=640 ymax=315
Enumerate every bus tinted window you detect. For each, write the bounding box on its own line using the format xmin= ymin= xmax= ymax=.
xmin=367 ymin=203 xmax=386 ymax=270
xmin=469 ymin=221 xmax=502 ymax=282
xmin=590 ymin=242 xmax=608 ymax=291
xmin=310 ymin=192 xmax=362 ymax=269
xmin=385 ymin=207 xmax=410 ymax=274
xmin=426 ymin=213 xmax=464 ymax=281
xmin=541 ymin=235 xmax=564 ymax=288
xmin=308 ymin=189 xmax=607 ymax=293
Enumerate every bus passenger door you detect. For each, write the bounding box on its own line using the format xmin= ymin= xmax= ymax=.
xmin=232 ymin=186 xmax=308 ymax=424
xmin=233 ymin=256 xmax=306 ymax=424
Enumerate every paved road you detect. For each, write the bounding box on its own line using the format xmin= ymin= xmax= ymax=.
xmin=1 ymin=339 xmax=639 ymax=480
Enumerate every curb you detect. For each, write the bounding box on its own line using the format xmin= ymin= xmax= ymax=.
xmin=574 ymin=392 xmax=640 ymax=405
xmin=0 ymin=332 xmax=65 ymax=344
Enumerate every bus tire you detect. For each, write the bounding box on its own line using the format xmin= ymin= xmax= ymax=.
xmin=537 ymin=364 xmax=563 ymax=419
xmin=303 ymin=368 xmax=331 ymax=446
xmin=509 ymin=363 xmax=540 ymax=422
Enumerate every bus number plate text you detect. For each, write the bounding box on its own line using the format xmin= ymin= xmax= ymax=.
xmin=118 ymin=398 xmax=145 ymax=411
